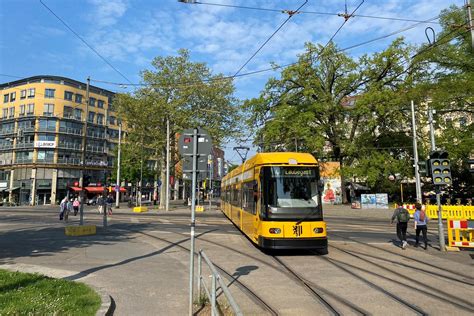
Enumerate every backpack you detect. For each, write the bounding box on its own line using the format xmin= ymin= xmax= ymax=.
xmin=397 ymin=208 xmax=410 ymax=222
xmin=419 ymin=210 xmax=426 ymax=222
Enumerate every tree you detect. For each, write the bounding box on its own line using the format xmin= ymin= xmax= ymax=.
xmin=115 ymin=49 xmax=241 ymax=207
xmin=245 ymin=40 xmax=426 ymax=202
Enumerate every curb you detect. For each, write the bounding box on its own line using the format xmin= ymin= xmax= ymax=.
xmin=0 ymin=263 xmax=113 ymax=316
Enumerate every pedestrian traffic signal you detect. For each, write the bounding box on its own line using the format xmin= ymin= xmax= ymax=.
xmin=429 ymin=151 xmax=451 ymax=185
xmin=417 ymin=160 xmax=428 ymax=176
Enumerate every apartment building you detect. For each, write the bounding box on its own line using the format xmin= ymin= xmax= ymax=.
xmin=0 ymin=75 xmax=121 ymax=205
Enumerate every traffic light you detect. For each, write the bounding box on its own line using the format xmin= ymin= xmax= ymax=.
xmin=417 ymin=160 xmax=428 ymax=176
xmin=429 ymin=151 xmax=451 ymax=185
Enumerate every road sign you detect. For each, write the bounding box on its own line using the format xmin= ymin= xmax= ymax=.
xmin=178 ymin=128 xmax=212 ymax=156
xmin=182 ymin=155 xmax=207 ymax=172
xmin=183 ymin=171 xmax=207 ymax=181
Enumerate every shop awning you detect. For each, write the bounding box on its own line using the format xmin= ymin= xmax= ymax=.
xmin=69 ymin=186 xmax=83 ymax=192
xmin=0 ymin=188 xmax=7 ymax=192
xmin=85 ymin=186 xmax=106 ymax=193
xmin=118 ymin=187 xmax=126 ymax=193
xmin=5 ymin=187 xmax=20 ymax=192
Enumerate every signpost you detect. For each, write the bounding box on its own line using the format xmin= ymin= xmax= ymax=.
xmin=178 ymin=128 xmax=212 ymax=316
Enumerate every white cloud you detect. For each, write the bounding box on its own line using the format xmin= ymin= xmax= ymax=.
xmin=88 ymin=0 xmax=128 ymax=27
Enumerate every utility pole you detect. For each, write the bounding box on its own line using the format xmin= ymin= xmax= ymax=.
xmin=115 ymin=122 xmax=122 ymax=208
xmin=79 ymin=76 xmax=90 ymax=226
xmin=166 ymin=117 xmax=170 ymax=211
xmin=411 ymin=101 xmax=422 ymax=202
xmin=427 ymin=107 xmax=446 ymax=251
xmin=467 ymin=0 xmax=474 ymax=50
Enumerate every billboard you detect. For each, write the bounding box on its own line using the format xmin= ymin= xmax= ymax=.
xmin=320 ymin=162 xmax=342 ymax=204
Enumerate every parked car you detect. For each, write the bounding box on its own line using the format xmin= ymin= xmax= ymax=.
xmin=87 ymin=196 xmax=97 ymax=205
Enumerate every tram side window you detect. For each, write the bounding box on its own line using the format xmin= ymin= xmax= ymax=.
xmin=242 ymin=181 xmax=256 ymax=214
xmin=232 ymin=185 xmax=238 ymax=206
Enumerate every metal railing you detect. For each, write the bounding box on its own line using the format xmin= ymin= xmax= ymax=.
xmin=15 ymin=142 xmax=34 ymax=149
xmin=57 ymin=158 xmax=81 ymax=165
xmin=197 ymin=250 xmax=242 ymax=316
xmin=15 ymin=158 xmax=33 ymax=164
xmin=86 ymin=145 xmax=105 ymax=153
xmin=0 ymin=129 xmax=15 ymax=135
xmin=58 ymin=142 xmax=82 ymax=150
xmin=58 ymin=127 xmax=83 ymax=135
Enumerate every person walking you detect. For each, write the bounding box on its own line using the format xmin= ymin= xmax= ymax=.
xmin=97 ymin=195 xmax=103 ymax=214
xmin=391 ymin=202 xmax=410 ymax=249
xmin=106 ymin=195 xmax=113 ymax=216
xmin=414 ymin=202 xmax=429 ymax=249
xmin=59 ymin=197 xmax=68 ymax=220
xmin=73 ymin=198 xmax=80 ymax=216
xmin=65 ymin=199 xmax=73 ymax=222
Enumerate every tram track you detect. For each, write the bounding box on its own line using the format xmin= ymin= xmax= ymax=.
xmin=117 ymin=227 xmax=279 ymax=316
xmin=329 ymin=232 xmax=474 ymax=280
xmin=328 ymin=245 xmax=474 ymax=313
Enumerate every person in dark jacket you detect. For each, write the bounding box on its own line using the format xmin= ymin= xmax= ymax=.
xmin=391 ymin=202 xmax=410 ymax=249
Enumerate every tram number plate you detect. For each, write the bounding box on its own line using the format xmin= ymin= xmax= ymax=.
xmin=292 ymin=225 xmax=303 ymax=237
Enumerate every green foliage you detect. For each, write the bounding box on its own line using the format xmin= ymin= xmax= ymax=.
xmin=245 ymin=5 xmax=473 ymax=199
xmin=114 ymin=50 xmax=242 ymax=200
xmin=0 ymin=269 xmax=101 ymax=315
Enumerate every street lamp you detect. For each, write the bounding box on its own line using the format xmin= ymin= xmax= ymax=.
xmin=115 ymin=122 xmax=122 ymax=208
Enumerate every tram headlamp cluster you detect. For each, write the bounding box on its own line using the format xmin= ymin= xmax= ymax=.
xmin=313 ymin=227 xmax=324 ymax=234
xmin=269 ymin=228 xmax=281 ymax=234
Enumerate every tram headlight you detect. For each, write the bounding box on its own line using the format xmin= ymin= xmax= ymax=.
xmin=269 ymin=228 xmax=281 ymax=234
xmin=313 ymin=227 xmax=324 ymax=234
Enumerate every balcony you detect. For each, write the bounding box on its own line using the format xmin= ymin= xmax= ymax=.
xmin=58 ymin=127 xmax=83 ymax=136
xmin=36 ymin=159 xmax=55 ymax=164
xmin=57 ymin=142 xmax=82 ymax=151
xmin=0 ymin=129 xmax=15 ymax=136
xmin=15 ymin=158 xmax=33 ymax=164
xmin=37 ymin=127 xmax=56 ymax=132
xmin=87 ymin=131 xmax=105 ymax=139
xmin=86 ymin=145 xmax=105 ymax=153
xmin=15 ymin=142 xmax=34 ymax=149
xmin=17 ymin=127 xmax=35 ymax=133
xmin=57 ymin=158 xmax=81 ymax=165
xmin=0 ymin=159 xmax=12 ymax=165
xmin=0 ymin=144 xmax=14 ymax=150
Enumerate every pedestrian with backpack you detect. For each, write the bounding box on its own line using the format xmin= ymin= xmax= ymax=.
xmin=391 ymin=202 xmax=410 ymax=249
xmin=414 ymin=202 xmax=429 ymax=249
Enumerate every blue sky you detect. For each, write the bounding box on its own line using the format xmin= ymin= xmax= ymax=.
xmin=0 ymin=0 xmax=463 ymax=164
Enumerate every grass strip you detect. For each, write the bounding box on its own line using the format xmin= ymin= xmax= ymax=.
xmin=0 ymin=269 xmax=101 ymax=315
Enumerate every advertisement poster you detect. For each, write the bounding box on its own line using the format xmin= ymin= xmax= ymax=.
xmin=361 ymin=193 xmax=388 ymax=209
xmin=320 ymin=162 xmax=342 ymax=204
xmin=376 ymin=193 xmax=389 ymax=209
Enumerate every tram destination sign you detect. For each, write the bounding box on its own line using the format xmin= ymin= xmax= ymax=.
xmin=178 ymin=128 xmax=212 ymax=156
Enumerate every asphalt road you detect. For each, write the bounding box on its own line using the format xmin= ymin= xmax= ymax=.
xmin=0 ymin=203 xmax=473 ymax=315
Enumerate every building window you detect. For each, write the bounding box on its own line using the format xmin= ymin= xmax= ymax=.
xmin=37 ymin=150 xmax=55 ymax=162
xmin=74 ymin=108 xmax=82 ymax=120
xmin=38 ymin=119 xmax=57 ymax=131
xmin=97 ymin=100 xmax=104 ymax=108
xmin=43 ymin=103 xmax=54 ymax=116
xmin=20 ymin=104 xmax=25 ymax=116
xmin=89 ymin=97 xmax=96 ymax=107
xmin=97 ymin=113 xmax=104 ymax=125
xmin=10 ymin=92 xmax=16 ymax=102
xmin=64 ymin=91 xmax=73 ymax=101
xmin=2 ymin=108 xmax=8 ymax=118
xmin=20 ymin=90 xmax=27 ymax=99
xmin=37 ymin=134 xmax=56 ymax=141
xmin=3 ymin=94 xmax=9 ymax=103
xmin=63 ymin=106 xmax=73 ymax=118
xmin=28 ymin=88 xmax=35 ymax=98
xmin=88 ymin=111 xmax=95 ymax=123
xmin=45 ymin=89 xmax=55 ymax=98
xmin=75 ymin=94 xmax=83 ymax=104
xmin=27 ymin=103 xmax=34 ymax=115
xmin=109 ymin=116 xmax=116 ymax=125
xmin=9 ymin=107 xmax=14 ymax=118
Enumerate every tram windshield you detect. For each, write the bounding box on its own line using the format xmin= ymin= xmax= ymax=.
xmin=265 ymin=167 xmax=320 ymax=209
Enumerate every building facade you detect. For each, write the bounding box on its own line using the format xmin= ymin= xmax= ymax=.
xmin=0 ymin=75 xmax=121 ymax=205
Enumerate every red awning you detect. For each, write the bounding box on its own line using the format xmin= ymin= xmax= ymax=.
xmin=69 ymin=186 xmax=83 ymax=192
xmin=85 ymin=186 xmax=106 ymax=193
xmin=84 ymin=186 xmax=127 ymax=193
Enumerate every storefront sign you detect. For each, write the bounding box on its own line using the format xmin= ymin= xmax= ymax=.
xmin=34 ymin=141 xmax=56 ymax=148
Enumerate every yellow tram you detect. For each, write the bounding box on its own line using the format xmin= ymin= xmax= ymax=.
xmin=221 ymin=152 xmax=328 ymax=252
